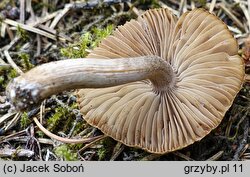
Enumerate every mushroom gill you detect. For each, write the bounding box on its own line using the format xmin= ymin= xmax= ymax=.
xmin=6 ymin=8 xmax=245 ymax=153
xmin=77 ymin=8 xmax=244 ymax=153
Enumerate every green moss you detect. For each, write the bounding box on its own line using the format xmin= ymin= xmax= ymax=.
xmin=138 ymin=0 xmax=160 ymax=8
xmin=47 ymin=106 xmax=69 ymax=132
xmin=18 ymin=53 xmax=33 ymax=71
xmin=8 ymin=69 xmax=17 ymax=78
xmin=60 ymin=32 xmax=91 ymax=58
xmin=91 ymin=24 xmax=114 ymax=48
xmin=97 ymin=137 xmax=116 ymax=160
xmin=36 ymin=130 xmax=45 ymax=138
xmin=192 ymin=0 xmax=207 ymax=7
xmin=0 ymin=76 xmax=4 ymax=86
xmin=60 ymin=24 xmax=114 ymax=58
xmin=17 ymin=25 xmax=29 ymax=41
xmin=54 ymin=144 xmax=78 ymax=161
xmin=0 ymin=69 xmax=17 ymax=90
xmin=20 ymin=112 xmax=31 ymax=129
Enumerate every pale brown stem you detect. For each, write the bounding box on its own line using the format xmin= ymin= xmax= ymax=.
xmin=6 ymin=55 xmax=175 ymax=111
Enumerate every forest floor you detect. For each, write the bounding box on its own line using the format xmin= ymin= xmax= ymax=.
xmin=0 ymin=0 xmax=249 ymax=161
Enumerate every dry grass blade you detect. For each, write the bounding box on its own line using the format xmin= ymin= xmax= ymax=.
xmin=140 ymin=153 xmax=162 ymax=161
xmin=4 ymin=112 xmax=21 ymax=131
xmin=219 ymin=3 xmax=245 ymax=31
xmin=239 ymin=144 xmax=249 ymax=160
xmin=126 ymin=2 xmax=140 ymax=17
xmin=29 ymin=11 xmax=62 ymax=27
xmin=4 ymin=50 xmax=23 ymax=75
xmin=206 ymin=151 xmax=224 ymax=161
xmin=179 ymin=0 xmax=187 ymax=16
xmin=209 ymin=0 xmax=217 ymax=13
xmin=158 ymin=1 xmax=179 ymax=16
xmin=37 ymin=138 xmax=54 ymax=145
xmin=49 ymin=4 xmax=72 ymax=29
xmin=0 ymin=148 xmax=34 ymax=158
xmin=78 ymin=135 xmax=107 ymax=153
xmin=3 ymin=19 xmax=68 ymax=42
xmin=38 ymin=24 xmax=72 ymax=42
xmin=172 ymin=151 xmax=194 ymax=161
xmin=42 ymin=0 xmax=49 ymax=17
xmin=239 ymin=3 xmax=250 ymax=32
xmin=20 ymin=0 xmax=26 ymax=24
xmin=110 ymin=142 xmax=125 ymax=161
xmin=33 ymin=117 xmax=103 ymax=144
xmin=0 ymin=23 xmax=7 ymax=38
xmin=0 ymin=112 xmax=16 ymax=126
xmin=0 ymin=129 xmax=27 ymax=143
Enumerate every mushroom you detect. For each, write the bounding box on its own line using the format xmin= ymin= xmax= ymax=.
xmin=6 ymin=8 xmax=245 ymax=153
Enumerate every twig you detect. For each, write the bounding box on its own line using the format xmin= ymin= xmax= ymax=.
xmin=36 ymin=34 xmax=42 ymax=56
xmin=158 ymin=1 xmax=179 ymax=16
xmin=3 ymin=19 xmax=68 ymax=42
xmin=206 ymin=151 xmax=224 ymax=161
xmin=4 ymin=112 xmax=21 ymax=131
xmin=140 ymin=153 xmax=162 ymax=161
xmin=126 ymin=2 xmax=140 ymax=17
xmin=179 ymin=0 xmax=186 ymax=16
xmin=29 ymin=11 xmax=62 ymax=27
xmin=26 ymin=0 xmax=36 ymax=21
xmin=4 ymin=50 xmax=23 ymax=75
xmin=0 ymin=129 xmax=27 ymax=143
xmin=37 ymin=24 xmax=72 ymax=42
xmin=6 ymin=24 xmax=14 ymax=40
xmin=0 ymin=148 xmax=34 ymax=158
xmin=0 ymin=112 xmax=16 ymax=126
xmin=239 ymin=2 xmax=250 ymax=32
xmin=78 ymin=135 xmax=107 ymax=153
xmin=49 ymin=4 xmax=72 ymax=29
xmin=0 ymin=22 xmax=7 ymax=38
xmin=110 ymin=142 xmax=125 ymax=161
xmin=209 ymin=0 xmax=216 ymax=13
xmin=20 ymin=0 xmax=26 ymax=24
xmin=172 ymin=151 xmax=194 ymax=161
xmin=42 ymin=0 xmax=49 ymax=17
xmin=232 ymin=117 xmax=249 ymax=160
xmin=33 ymin=117 xmax=103 ymax=144
xmin=219 ymin=3 xmax=245 ymax=32
xmin=239 ymin=144 xmax=249 ymax=160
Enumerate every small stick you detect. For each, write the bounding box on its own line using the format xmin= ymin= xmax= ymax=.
xmin=42 ymin=0 xmax=48 ymax=17
xmin=172 ymin=151 xmax=194 ymax=161
xmin=5 ymin=24 xmax=14 ymax=40
xmin=178 ymin=0 xmax=186 ymax=16
xmin=49 ymin=4 xmax=72 ymax=29
xmin=110 ymin=142 xmax=125 ymax=161
xmin=78 ymin=135 xmax=107 ymax=153
xmin=0 ymin=148 xmax=34 ymax=158
xmin=4 ymin=50 xmax=23 ymax=75
xmin=140 ymin=153 xmax=162 ymax=161
xmin=209 ymin=0 xmax=216 ymax=13
xmin=206 ymin=151 xmax=224 ymax=161
xmin=232 ymin=118 xmax=249 ymax=160
xmin=20 ymin=0 xmax=26 ymax=24
xmin=33 ymin=117 xmax=103 ymax=144
xmin=3 ymin=19 xmax=68 ymax=42
xmin=4 ymin=112 xmax=21 ymax=131
xmin=219 ymin=3 xmax=245 ymax=32
xmin=239 ymin=3 xmax=250 ymax=32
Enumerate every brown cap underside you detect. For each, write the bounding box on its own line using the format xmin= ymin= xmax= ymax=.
xmin=77 ymin=8 xmax=245 ymax=153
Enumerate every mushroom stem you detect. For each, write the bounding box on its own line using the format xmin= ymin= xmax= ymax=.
xmin=7 ymin=55 xmax=175 ymax=110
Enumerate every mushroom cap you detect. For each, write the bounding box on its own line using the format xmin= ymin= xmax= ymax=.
xmin=77 ymin=8 xmax=245 ymax=153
